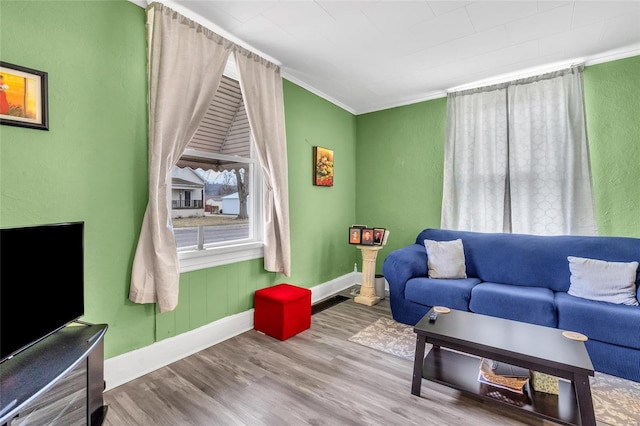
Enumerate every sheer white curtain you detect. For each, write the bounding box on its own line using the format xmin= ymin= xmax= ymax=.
xmin=508 ymin=68 xmax=596 ymax=235
xmin=441 ymin=86 xmax=509 ymax=232
xmin=235 ymin=49 xmax=291 ymax=276
xmin=441 ymin=67 xmax=597 ymax=236
xmin=130 ymin=3 xmax=232 ymax=312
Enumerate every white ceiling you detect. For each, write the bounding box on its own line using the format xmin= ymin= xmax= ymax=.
xmin=155 ymin=1 xmax=640 ymax=114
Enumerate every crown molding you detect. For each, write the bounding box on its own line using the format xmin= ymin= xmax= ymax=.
xmin=356 ymin=90 xmax=447 ymax=115
xmin=281 ymin=72 xmax=357 ymax=115
xmin=360 ymin=44 xmax=640 ymax=115
xmin=448 ymin=44 xmax=640 ymax=94
xmin=584 ymin=43 xmax=640 ymax=66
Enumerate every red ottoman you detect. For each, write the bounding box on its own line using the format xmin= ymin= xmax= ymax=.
xmin=254 ymin=283 xmax=311 ymax=341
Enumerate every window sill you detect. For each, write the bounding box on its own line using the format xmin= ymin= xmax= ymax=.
xmin=178 ymin=241 xmax=264 ymax=273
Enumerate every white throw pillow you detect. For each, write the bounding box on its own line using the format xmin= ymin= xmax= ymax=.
xmin=567 ymin=256 xmax=639 ymax=306
xmin=424 ymin=239 xmax=467 ymax=279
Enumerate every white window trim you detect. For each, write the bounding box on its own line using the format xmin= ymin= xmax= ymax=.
xmin=177 ymin=160 xmax=263 ymax=272
xmin=179 ymin=241 xmax=264 ymax=273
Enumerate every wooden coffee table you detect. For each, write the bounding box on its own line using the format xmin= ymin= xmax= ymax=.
xmin=412 ymin=309 xmax=595 ymax=426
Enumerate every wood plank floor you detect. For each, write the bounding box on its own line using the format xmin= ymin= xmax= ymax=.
xmin=103 ymin=290 xmax=560 ymax=426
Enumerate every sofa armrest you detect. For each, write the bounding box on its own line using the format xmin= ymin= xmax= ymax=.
xmin=382 ymin=244 xmax=428 ymax=298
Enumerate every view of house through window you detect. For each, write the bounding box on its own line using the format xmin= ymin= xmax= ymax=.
xmin=171 ymin=74 xmax=260 ymax=250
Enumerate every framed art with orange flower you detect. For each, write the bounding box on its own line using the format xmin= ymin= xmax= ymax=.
xmin=0 ymin=62 xmax=49 ymax=131
xmin=313 ymin=146 xmax=334 ymax=186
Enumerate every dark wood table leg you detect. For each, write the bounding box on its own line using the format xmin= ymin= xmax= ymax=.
xmin=411 ymin=334 xmax=427 ymax=396
xmin=574 ymin=373 xmax=596 ymax=426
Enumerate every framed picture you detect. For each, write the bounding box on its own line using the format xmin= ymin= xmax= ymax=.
xmin=349 ymin=227 xmax=362 ymax=245
xmin=313 ymin=146 xmax=334 ymax=186
xmin=373 ymin=228 xmax=386 ymax=245
xmin=0 ymin=62 xmax=49 ymax=131
xmin=360 ymin=228 xmax=374 ymax=245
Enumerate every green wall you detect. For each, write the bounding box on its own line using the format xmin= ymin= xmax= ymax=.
xmin=584 ymin=56 xmax=640 ymax=237
xmin=355 ymin=98 xmax=447 ymax=268
xmin=0 ymin=0 xmax=152 ymax=359
xmin=0 ymin=1 xmax=357 ymax=359
xmin=283 ymin=80 xmax=358 ymax=282
xmin=356 ymin=56 xmax=640 ymax=274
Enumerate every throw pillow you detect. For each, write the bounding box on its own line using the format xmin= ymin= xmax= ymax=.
xmin=567 ymin=256 xmax=639 ymax=306
xmin=424 ymin=239 xmax=467 ymax=279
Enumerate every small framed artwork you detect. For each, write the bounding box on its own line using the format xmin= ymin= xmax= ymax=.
xmin=313 ymin=146 xmax=334 ymax=187
xmin=0 ymin=62 xmax=49 ymax=130
xmin=360 ymin=228 xmax=375 ymax=245
xmin=349 ymin=227 xmax=362 ymax=245
xmin=373 ymin=228 xmax=386 ymax=245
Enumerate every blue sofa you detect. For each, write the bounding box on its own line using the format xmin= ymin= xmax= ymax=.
xmin=382 ymin=228 xmax=640 ymax=382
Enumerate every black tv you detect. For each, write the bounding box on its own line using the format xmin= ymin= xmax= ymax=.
xmin=0 ymin=221 xmax=85 ymax=362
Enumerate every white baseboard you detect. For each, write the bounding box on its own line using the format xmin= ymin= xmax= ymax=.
xmin=104 ymin=272 xmax=360 ymax=391
xmin=310 ymin=271 xmax=360 ymax=304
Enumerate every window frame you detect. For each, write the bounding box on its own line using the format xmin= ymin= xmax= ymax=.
xmin=176 ymin=66 xmax=264 ymax=273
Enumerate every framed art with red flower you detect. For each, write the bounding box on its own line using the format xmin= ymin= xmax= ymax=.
xmin=313 ymin=146 xmax=334 ymax=186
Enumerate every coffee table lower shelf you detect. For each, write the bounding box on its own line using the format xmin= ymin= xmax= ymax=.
xmin=423 ymin=348 xmax=580 ymax=426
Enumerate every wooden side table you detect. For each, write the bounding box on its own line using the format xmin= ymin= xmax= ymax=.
xmin=354 ymin=245 xmax=383 ymax=306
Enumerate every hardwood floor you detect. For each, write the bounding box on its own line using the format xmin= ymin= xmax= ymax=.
xmin=103 ymin=290 xmax=558 ymax=426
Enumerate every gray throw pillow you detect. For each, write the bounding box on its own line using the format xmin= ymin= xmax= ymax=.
xmin=424 ymin=239 xmax=467 ymax=279
xmin=567 ymin=256 xmax=639 ymax=306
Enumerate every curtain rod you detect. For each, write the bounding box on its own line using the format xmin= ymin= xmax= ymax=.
xmin=448 ymin=61 xmax=584 ymax=94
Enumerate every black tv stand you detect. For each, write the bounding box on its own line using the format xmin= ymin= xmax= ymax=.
xmin=0 ymin=323 xmax=108 ymax=426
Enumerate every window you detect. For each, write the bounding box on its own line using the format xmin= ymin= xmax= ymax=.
xmin=173 ymin=71 xmax=263 ymax=272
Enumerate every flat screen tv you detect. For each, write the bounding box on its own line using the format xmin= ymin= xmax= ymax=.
xmin=0 ymin=221 xmax=85 ymax=363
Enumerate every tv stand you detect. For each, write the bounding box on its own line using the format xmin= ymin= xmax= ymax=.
xmin=0 ymin=323 xmax=108 ymax=426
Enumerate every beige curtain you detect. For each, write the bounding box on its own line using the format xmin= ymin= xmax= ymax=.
xmin=235 ymin=49 xmax=291 ymax=276
xmin=129 ymin=3 xmax=232 ymax=312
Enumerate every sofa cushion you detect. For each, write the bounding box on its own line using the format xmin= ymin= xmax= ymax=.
xmin=424 ymin=238 xmax=467 ymax=279
xmin=567 ymin=256 xmax=639 ymax=306
xmin=405 ymin=277 xmax=480 ymax=311
xmin=556 ymin=292 xmax=640 ymax=350
xmin=469 ymin=283 xmax=557 ymax=327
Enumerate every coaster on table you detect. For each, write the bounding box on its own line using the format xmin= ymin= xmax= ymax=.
xmin=433 ymin=306 xmax=451 ymax=314
xmin=562 ymin=331 xmax=588 ymax=341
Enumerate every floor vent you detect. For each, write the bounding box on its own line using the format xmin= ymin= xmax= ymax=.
xmin=312 ymin=295 xmax=349 ymax=315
